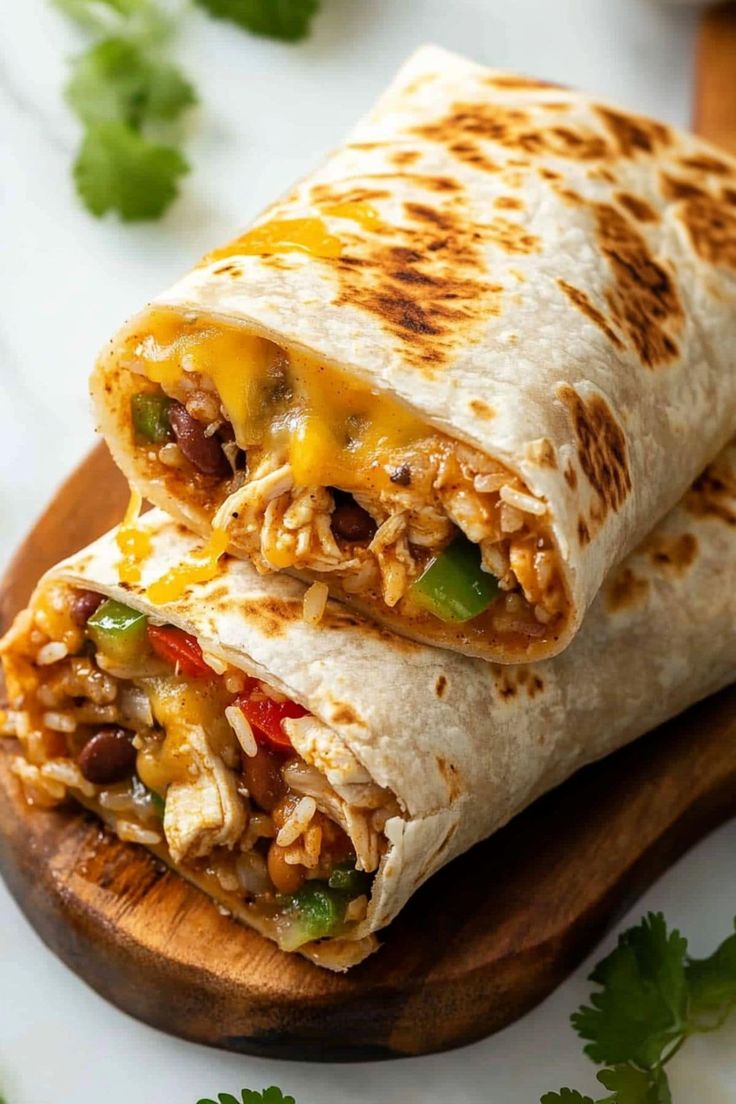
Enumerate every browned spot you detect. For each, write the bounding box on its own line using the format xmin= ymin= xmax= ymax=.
xmin=435 ymin=673 xmax=448 ymax=698
xmin=416 ymin=102 xmax=610 ymax=162
xmin=540 ymin=102 xmax=572 ymax=112
xmin=435 ymin=757 xmax=462 ymax=801
xmin=485 ymin=217 xmax=540 ymax=255
xmin=596 ymin=106 xmax=670 ymax=157
xmin=558 ymin=279 xmax=624 ymax=350
xmin=492 ymin=666 xmax=544 ymax=701
xmin=469 ymin=398 xmax=494 ymax=420
xmin=332 ymin=195 xmax=503 ymax=370
xmin=484 ymin=74 xmax=558 ymax=90
xmin=494 ymin=195 xmax=523 ymax=210
xmin=593 ymin=203 xmax=683 ymax=367
xmin=686 ymin=460 xmax=736 ymax=526
xmin=539 ymin=167 xmax=561 ymax=181
xmin=615 ymin=192 xmax=659 ymax=223
xmin=723 ymin=188 xmax=736 ymax=207
xmin=559 ymin=384 xmax=631 ymax=519
xmin=526 ymin=437 xmax=557 ymax=468
xmin=310 ymin=183 xmax=391 ymax=206
xmin=404 ymin=74 xmax=434 ymax=97
xmin=347 ymin=142 xmax=384 ymax=152
xmin=679 ymin=154 xmax=733 ymax=176
xmin=391 ymin=149 xmax=420 ymax=167
xmin=564 ymin=463 xmax=578 ymax=490
xmin=587 ymin=167 xmax=617 ymax=184
xmin=212 ymin=262 xmax=243 ymax=277
xmin=449 ymin=140 xmax=500 ymax=173
xmin=577 ymin=516 xmax=591 ymax=545
xmin=605 ymin=567 xmax=650 ymax=611
xmin=660 ymin=174 xmax=707 ymax=202
xmin=555 ymin=187 xmax=584 ymax=206
xmin=642 ymin=532 xmax=698 ymax=574
xmin=233 ymin=596 xmax=302 ymax=637
xmin=329 ymin=702 xmax=361 ymax=726
xmin=679 ymin=195 xmax=736 ymax=270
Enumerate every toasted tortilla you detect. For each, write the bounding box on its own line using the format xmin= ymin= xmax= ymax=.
xmin=92 ymin=45 xmax=736 ymax=663
xmin=5 ymin=439 xmax=734 ymax=963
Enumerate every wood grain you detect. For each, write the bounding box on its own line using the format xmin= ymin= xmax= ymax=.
xmin=694 ymin=3 xmax=736 ymax=152
xmin=1 ymin=445 xmax=736 ymax=1059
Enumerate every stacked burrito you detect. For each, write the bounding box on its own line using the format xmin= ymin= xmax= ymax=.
xmin=3 ymin=46 xmax=736 ymax=969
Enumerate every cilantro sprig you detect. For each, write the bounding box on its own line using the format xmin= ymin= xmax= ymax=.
xmin=197 ymin=1088 xmax=295 ymax=1104
xmin=543 ymin=912 xmax=736 ymax=1103
xmin=55 ymin=0 xmax=195 ymax=220
xmin=192 ymin=0 xmax=319 ymax=42
xmin=54 ymin=0 xmax=323 ymax=220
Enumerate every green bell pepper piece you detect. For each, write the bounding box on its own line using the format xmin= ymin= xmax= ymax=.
xmin=409 ymin=535 xmax=499 ymax=623
xmin=131 ymin=392 xmax=172 ymax=443
xmin=87 ymin=599 xmax=148 ymax=665
xmin=328 ymin=861 xmax=372 ymax=896
xmin=278 ymin=883 xmax=348 ymax=951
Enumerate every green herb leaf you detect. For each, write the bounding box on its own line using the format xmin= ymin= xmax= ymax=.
xmin=572 ymin=913 xmax=689 ymax=1068
xmin=67 ymin=37 xmax=196 ymax=128
xmin=597 ymin=1065 xmax=671 ymax=1104
xmin=196 ymin=1091 xmax=295 ymax=1104
xmin=194 ymin=0 xmax=320 ymax=41
xmin=540 ymin=1091 xmax=596 ymax=1104
xmin=686 ymin=921 xmax=736 ymax=1024
xmin=73 ymin=121 xmax=189 ymax=220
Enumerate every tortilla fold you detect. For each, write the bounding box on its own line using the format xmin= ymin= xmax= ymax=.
xmin=91 ymin=45 xmax=736 ymax=663
xmin=3 ymin=440 xmax=736 ymax=967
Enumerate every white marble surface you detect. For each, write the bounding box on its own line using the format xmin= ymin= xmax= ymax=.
xmin=1 ymin=0 xmax=735 ymax=1101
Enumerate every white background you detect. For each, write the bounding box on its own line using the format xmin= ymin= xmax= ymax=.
xmin=1 ymin=0 xmax=735 ymax=1100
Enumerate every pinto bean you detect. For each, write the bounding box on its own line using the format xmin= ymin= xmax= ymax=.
xmin=267 ymin=840 xmax=306 ymax=893
xmin=78 ymin=727 xmax=137 ymax=785
xmin=331 ymin=499 xmax=377 ymax=543
xmin=70 ymin=589 xmax=104 ymax=626
xmin=168 ymin=402 xmax=230 ymax=477
xmin=243 ymin=747 xmax=287 ymax=812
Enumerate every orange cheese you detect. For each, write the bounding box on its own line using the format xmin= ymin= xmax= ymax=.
xmin=146 ymin=528 xmax=228 ymax=605
xmin=116 ymin=490 xmax=153 ymax=585
xmin=128 ymin=308 xmax=427 ymax=495
xmin=204 ymin=218 xmax=343 ymax=265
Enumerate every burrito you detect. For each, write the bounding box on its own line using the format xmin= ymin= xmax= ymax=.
xmin=91 ymin=45 xmax=736 ymax=662
xmin=2 ymin=441 xmax=736 ymax=968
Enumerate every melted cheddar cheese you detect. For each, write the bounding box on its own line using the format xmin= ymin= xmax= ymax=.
xmin=116 ymin=490 xmax=153 ymax=585
xmin=204 ymin=217 xmax=343 ymax=264
xmin=129 ymin=307 xmax=428 ymax=494
xmin=145 ymin=527 xmax=228 ymax=604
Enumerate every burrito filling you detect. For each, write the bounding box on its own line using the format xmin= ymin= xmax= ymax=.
xmin=105 ymin=307 xmax=567 ymax=652
xmin=1 ymin=579 xmax=398 ymax=955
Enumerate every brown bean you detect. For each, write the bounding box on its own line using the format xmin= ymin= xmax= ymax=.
xmin=331 ymin=500 xmax=377 ymax=543
xmin=243 ymin=747 xmax=287 ymax=812
xmin=168 ymin=402 xmax=230 ymax=477
xmin=78 ymin=727 xmax=137 ymax=785
xmin=267 ymin=840 xmax=306 ymax=894
xmin=70 ymin=589 xmax=104 ymax=626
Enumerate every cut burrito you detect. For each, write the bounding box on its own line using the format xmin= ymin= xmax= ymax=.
xmin=92 ymin=45 xmax=736 ymax=662
xmin=2 ymin=442 xmax=736 ymax=968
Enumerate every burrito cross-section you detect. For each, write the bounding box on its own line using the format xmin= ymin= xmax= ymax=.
xmin=92 ymin=45 xmax=736 ymax=662
xmin=3 ymin=441 xmax=736 ymax=968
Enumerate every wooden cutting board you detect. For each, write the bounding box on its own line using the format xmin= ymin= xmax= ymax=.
xmin=2 ymin=10 xmax=736 ymax=1059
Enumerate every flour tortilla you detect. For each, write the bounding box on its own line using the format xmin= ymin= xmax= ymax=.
xmin=41 ymin=440 xmax=736 ymax=957
xmin=92 ymin=45 xmax=736 ymax=663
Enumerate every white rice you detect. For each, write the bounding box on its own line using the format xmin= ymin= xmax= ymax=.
xmin=225 ymin=704 xmax=257 ymax=758
xmin=302 ymin=581 xmax=329 ymax=625
xmin=116 ymin=820 xmax=163 ymax=846
xmin=499 ymin=484 xmax=547 ymax=516
xmin=276 ymin=796 xmax=317 ymax=847
xmin=42 ymin=711 xmax=77 ymax=734
xmin=36 ymin=641 xmax=68 ymax=666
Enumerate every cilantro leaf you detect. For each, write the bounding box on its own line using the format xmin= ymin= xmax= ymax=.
xmin=67 ymin=37 xmax=196 ymax=129
xmin=73 ymin=121 xmax=189 ymax=220
xmin=540 ymin=1091 xmax=596 ymax=1104
xmin=196 ymin=1090 xmax=295 ymax=1104
xmin=572 ymin=913 xmax=688 ymax=1068
xmin=686 ymin=922 xmax=736 ymax=1024
xmin=597 ymin=1065 xmax=671 ymax=1104
xmin=194 ymin=0 xmax=319 ymax=41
